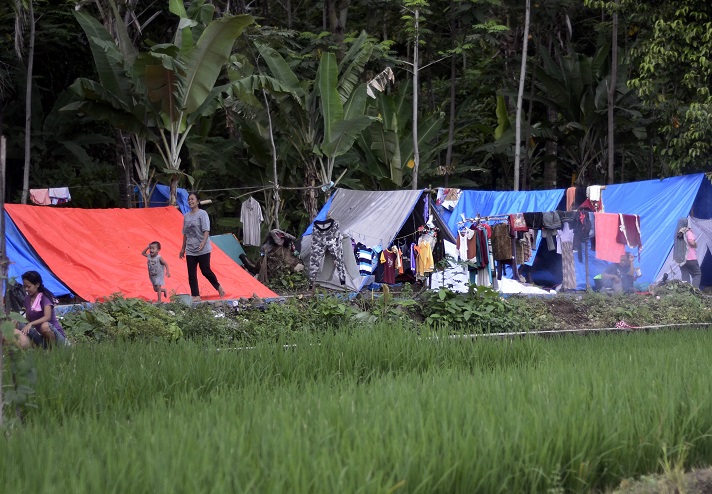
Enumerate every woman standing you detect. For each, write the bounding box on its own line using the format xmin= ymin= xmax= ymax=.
xmin=179 ymin=192 xmax=225 ymax=301
xmin=14 ymin=271 xmax=67 ymax=348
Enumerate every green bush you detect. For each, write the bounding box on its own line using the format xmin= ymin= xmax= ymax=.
xmin=418 ymin=286 xmax=519 ymax=333
xmin=62 ymin=295 xmax=182 ymax=342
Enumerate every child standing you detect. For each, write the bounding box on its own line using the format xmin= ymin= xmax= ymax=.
xmin=142 ymin=241 xmax=171 ymax=302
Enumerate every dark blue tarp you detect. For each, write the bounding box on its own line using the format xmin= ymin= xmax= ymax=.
xmin=5 ymin=212 xmax=71 ymax=297
xmin=136 ymin=184 xmax=190 ymax=214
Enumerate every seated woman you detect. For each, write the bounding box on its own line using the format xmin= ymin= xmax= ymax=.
xmin=13 ymin=271 xmax=67 ymax=349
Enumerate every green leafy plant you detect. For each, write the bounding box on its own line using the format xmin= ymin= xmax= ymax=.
xmin=62 ymin=295 xmax=182 ymax=342
xmin=419 ymin=286 xmax=517 ymax=333
xmin=1 ymin=313 xmax=37 ymax=427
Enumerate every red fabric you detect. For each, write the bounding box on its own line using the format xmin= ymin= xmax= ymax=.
xmin=594 ymin=212 xmax=626 ymax=263
xmin=616 ymin=214 xmax=642 ymax=248
xmin=6 ymin=204 xmax=278 ymax=302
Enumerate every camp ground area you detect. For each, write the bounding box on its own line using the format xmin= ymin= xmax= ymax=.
xmin=299 ymin=173 xmax=712 ymax=295
xmin=5 ymin=173 xmax=712 ymax=303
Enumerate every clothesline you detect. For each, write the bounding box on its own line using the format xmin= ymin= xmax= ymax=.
xmin=457 ymin=213 xmax=510 ymax=225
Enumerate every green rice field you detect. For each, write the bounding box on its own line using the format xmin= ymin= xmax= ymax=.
xmin=3 ymin=326 xmax=712 ymax=493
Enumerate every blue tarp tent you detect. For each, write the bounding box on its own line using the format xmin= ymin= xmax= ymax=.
xmin=437 ymin=174 xmax=712 ymax=290
xmin=437 ymin=188 xmax=566 ymax=274
xmin=5 ymin=212 xmax=72 ymax=297
xmin=136 ymin=184 xmax=190 ymax=213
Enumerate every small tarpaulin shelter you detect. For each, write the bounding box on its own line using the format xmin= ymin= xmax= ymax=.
xmin=5 ymin=204 xmax=278 ymax=302
xmin=301 ymin=189 xmax=454 ymax=291
xmin=210 ymin=233 xmax=246 ymax=266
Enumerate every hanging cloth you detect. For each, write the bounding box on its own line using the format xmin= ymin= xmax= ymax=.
xmin=240 ymin=197 xmax=264 ymax=246
xmin=594 ymin=212 xmax=626 ymax=263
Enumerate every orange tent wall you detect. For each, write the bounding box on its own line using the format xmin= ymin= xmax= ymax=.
xmin=6 ymin=205 xmax=278 ymax=302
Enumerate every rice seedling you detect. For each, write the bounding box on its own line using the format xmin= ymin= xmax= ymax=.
xmin=2 ymin=326 xmax=712 ymax=493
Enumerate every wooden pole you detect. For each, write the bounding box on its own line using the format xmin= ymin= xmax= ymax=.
xmin=585 ymin=242 xmax=590 ymax=290
xmin=0 ymin=135 xmax=6 ymax=427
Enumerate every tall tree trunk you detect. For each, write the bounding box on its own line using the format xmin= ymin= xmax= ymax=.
xmin=522 ymin=70 xmax=537 ymax=190
xmin=0 ymin=135 xmax=6 ymax=429
xmin=444 ymin=21 xmax=457 ymax=188
xmin=20 ymin=0 xmax=35 ymax=205
xmin=263 ymin=90 xmax=280 ymax=229
xmin=411 ymin=8 xmax=420 ymax=190
xmin=117 ymin=130 xmax=133 ymax=207
xmin=303 ymin=160 xmax=318 ymax=222
xmin=607 ymin=1 xmax=619 ymax=184
xmin=513 ymin=0 xmax=530 ymax=191
xmin=544 ymin=106 xmax=558 ymax=188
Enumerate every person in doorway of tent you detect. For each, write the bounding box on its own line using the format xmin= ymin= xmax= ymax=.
xmin=601 ymin=253 xmax=638 ymax=293
xmin=142 ymin=241 xmax=171 ymax=303
xmin=675 ymin=218 xmax=701 ymax=289
xmin=179 ymin=192 xmax=225 ymax=302
xmin=12 ymin=271 xmax=67 ymax=349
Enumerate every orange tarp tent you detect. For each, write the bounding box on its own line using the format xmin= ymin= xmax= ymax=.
xmin=6 ymin=204 xmax=278 ymax=302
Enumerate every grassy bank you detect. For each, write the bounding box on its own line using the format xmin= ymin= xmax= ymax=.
xmin=3 ymin=327 xmax=712 ymax=492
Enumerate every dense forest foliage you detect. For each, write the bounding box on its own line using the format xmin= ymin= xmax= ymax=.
xmin=1 ymin=0 xmax=711 ymax=234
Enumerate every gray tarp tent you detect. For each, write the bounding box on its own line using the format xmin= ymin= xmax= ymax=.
xmin=301 ymin=189 xmax=454 ymax=291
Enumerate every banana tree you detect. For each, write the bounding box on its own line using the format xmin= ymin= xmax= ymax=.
xmin=66 ymin=0 xmax=254 ymax=205
xmin=354 ymin=79 xmax=445 ymax=189
xmin=237 ymin=32 xmax=377 ymax=219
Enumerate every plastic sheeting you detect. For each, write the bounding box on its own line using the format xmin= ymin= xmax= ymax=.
xmin=595 ymin=173 xmax=711 ymax=288
xmin=210 ymin=233 xmax=246 ymax=266
xmin=4 ymin=212 xmax=71 ymax=297
xmin=5 ymin=205 xmax=277 ymax=302
xmin=135 ymin=184 xmax=191 ymax=213
xmin=438 ymin=189 xmax=566 ymax=235
xmin=301 ymin=189 xmax=428 ymax=291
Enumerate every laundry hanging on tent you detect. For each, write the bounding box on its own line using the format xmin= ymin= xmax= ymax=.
xmin=308 ymin=218 xmax=346 ymax=286
xmin=616 ymin=214 xmax=643 ymax=253
xmin=30 ymin=187 xmax=72 ymax=206
xmin=594 ymin=212 xmax=626 ymax=262
xmin=240 ymin=196 xmax=264 ymax=246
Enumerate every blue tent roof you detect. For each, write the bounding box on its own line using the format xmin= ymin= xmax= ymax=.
xmin=135 ymin=184 xmax=190 ymax=213
xmin=5 ymin=212 xmax=71 ymax=297
xmin=439 ymin=189 xmax=566 ymax=234
xmin=595 ymin=173 xmax=712 ymax=288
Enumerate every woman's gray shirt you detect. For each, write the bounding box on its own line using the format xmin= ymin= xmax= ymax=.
xmin=183 ymin=209 xmax=212 ymax=256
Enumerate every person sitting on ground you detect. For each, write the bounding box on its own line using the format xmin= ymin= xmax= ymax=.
xmin=601 ymin=253 xmax=638 ymax=293
xmin=142 ymin=241 xmax=171 ymax=303
xmin=13 ymin=271 xmax=67 ymax=349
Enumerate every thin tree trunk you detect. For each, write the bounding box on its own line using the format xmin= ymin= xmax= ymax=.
xmin=544 ymin=106 xmax=558 ymax=188
xmin=0 ymin=135 xmax=6 ymax=428
xmin=513 ymin=0 xmax=530 ymax=191
xmin=607 ymin=1 xmax=619 ymax=184
xmin=117 ymin=130 xmax=133 ymax=207
xmin=522 ymin=69 xmax=536 ymax=191
xmin=411 ymin=8 xmax=420 ymax=190
xmin=262 ymin=89 xmax=280 ymax=229
xmin=20 ymin=0 xmax=35 ymax=205
xmin=444 ymin=28 xmax=457 ymax=188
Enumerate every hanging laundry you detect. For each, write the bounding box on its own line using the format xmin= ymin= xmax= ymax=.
xmin=380 ymin=248 xmax=397 ymax=284
xmin=557 ymin=223 xmax=576 ymax=290
xmin=308 ymin=218 xmax=346 ymax=285
xmin=438 ymin=188 xmax=462 ymax=211
xmin=616 ymin=214 xmax=642 ymax=250
xmin=566 ymin=187 xmax=576 ymax=211
xmin=49 ymin=187 xmax=71 ymax=205
xmin=30 ymin=189 xmax=51 ymax=206
xmin=594 ymin=212 xmax=626 ymax=262
xmin=240 ymin=196 xmax=264 ymax=246
xmin=354 ymin=243 xmax=375 ymax=276
xmin=491 ymin=223 xmax=513 ymax=261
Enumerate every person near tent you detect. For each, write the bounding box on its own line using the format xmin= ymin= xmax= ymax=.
xmin=600 ymin=253 xmax=638 ymax=293
xmin=11 ymin=271 xmax=67 ymax=349
xmin=142 ymin=241 xmax=171 ymax=303
xmin=179 ymin=192 xmax=225 ymax=302
xmin=674 ymin=218 xmax=701 ymax=289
